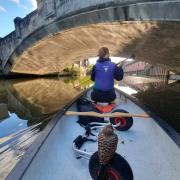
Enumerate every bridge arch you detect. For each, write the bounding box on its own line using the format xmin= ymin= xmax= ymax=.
xmin=0 ymin=0 xmax=180 ymax=75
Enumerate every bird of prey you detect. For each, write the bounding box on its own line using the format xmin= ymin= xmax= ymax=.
xmin=98 ymin=124 xmax=118 ymax=165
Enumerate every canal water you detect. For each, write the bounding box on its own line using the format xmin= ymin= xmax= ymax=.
xmin=120 ymin=76 xmax=180 ymax=133
xmin=0 ymin=76 xmax=179 ymax=179
xmin=0 ymin=77 xmax=86 ymax=179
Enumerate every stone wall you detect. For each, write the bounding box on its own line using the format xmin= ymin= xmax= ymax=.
xmin=0 ymin=10 xmax=41 ymax=68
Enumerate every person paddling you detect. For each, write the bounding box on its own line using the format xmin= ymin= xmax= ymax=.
xmin=91 ymin=47 xmax=124 ymax=103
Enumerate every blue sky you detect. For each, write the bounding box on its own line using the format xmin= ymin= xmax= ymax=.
xmin=0 ymin=0 xmax=37 ymax=37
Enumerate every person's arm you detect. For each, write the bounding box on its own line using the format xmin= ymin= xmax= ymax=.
xmin=114 ymin=65 xmax=124 ymax=81
xmin=91 ymin=65 xmax=96 ymax=81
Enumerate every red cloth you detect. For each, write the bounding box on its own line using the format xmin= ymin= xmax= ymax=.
xmin=94 ymin=103 xmax=116 ymax=113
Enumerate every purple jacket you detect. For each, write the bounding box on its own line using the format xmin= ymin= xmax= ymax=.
xmin=91 ymin=58 xmax=124 ymax=91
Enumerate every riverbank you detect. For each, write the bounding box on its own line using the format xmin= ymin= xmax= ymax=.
xmin=0 ymin=73 xmax=69 ymax=80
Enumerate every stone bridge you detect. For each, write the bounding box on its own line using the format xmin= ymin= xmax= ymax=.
xmin=0 ymin=0 xmax=180 ymax=75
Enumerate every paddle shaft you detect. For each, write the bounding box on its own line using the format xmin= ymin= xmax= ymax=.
xmin=66 ymin=111 xmax=149 ymax=118
xmin=116 ymin=54 xmax=135 ymax=66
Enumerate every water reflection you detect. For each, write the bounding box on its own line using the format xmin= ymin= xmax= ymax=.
xmin=134 ymin=80 xmax=180 ymax=133
xmin=0 ymin=77 xmax=85 ymax=179
xmin=0 ymin=113 xmax=27 ymax=138
xmin=0 ymin=78 xmax=84 ymax=129
xmin=119 ymin=76 xmax=180 ymax=133
xmin=0 ymin=104 xmax=9 ymax=120
xmin=0 ymin=125 xmax=39 ymax=180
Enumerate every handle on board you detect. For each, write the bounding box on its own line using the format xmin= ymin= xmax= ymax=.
xmin=65 ymin=111 xmax=150 ymax=118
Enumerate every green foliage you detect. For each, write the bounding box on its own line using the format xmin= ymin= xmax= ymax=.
xmin=86 ymin=64 xmax=94 ymax=75
xmin=62 ymin=62 xmax=94 ymax=77
xmin=62 ymin=65 xmax=80 ymax=76
xmin=79 ymin=76 xmax=92 ymax=87
xmin=63 ymin=68 xmax=70 ymax=73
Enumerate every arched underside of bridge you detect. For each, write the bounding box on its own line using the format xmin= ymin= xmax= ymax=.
xmin=4 ymin=3 xmax=180 ymax=75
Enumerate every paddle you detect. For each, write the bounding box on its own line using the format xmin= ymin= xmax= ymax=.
xmin=116 ymin=54 xmax=136 ymax=66
xmin=65 ymin=111 xmax=150 ymax=118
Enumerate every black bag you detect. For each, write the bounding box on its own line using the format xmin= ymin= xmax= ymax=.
xmin=77 ymin=98 xmax=104 ymax=126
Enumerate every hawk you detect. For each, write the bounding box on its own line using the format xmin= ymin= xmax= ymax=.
xmin=98 ymin=124 xmax=118 ymax=165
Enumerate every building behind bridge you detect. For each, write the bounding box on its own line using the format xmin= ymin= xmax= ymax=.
xmin=123 ymin=61 xmax=169 ymax=78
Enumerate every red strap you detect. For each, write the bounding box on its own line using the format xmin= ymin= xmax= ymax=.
xmin=95 ymin=103 xmax=116 ymax=113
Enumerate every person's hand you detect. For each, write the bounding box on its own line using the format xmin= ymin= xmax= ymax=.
xmin=117 ymin=61 xmax=124 ymax=68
